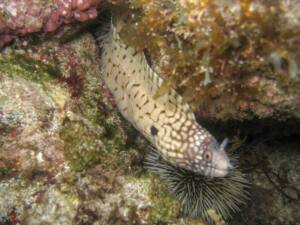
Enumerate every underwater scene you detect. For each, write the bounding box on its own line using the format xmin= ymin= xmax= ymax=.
xmin=0 ymin=0 xmax=299 ymax=225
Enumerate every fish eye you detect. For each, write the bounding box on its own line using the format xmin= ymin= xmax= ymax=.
xmin=150 ymin=125 xmax=158 ymax=136
xmin=204 ymin=151 xmax=212 ymax=161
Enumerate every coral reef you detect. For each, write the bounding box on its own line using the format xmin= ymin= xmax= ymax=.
xmin=0 ymin=0 xmax=103 ymax=48
xmin=0 ymin=1 xmax=299 ymax=225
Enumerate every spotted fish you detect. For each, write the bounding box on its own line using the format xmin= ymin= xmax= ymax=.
xmin=97 ymin=14 xmax=232 ymax=177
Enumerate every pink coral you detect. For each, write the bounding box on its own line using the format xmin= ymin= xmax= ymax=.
xmin=0 ymin=34 xmax=13 ymax=48
xmin=0 ymin=0 xmax=103 ymax=47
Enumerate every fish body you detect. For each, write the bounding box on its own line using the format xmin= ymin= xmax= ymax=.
xmin=98 ymin=14 xmax=232 ymax=177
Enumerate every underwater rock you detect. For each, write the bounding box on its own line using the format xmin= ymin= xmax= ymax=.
xmin=109 ymin=0 xmax=300 ymax=123
xmin=0 ymin=1 xmax=299 ymax=225
xmin=0 ymin=74 xmax=67 ymax=178
xmin=235 ymin=141 xmax=300 ymax=225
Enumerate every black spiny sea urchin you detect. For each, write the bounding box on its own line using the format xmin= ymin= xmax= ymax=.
xmin=144 ymin=149 xmax=249 ymax=224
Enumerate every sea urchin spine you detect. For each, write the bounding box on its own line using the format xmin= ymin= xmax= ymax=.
xmin=145 ymin=149 xmax=249 ymax=225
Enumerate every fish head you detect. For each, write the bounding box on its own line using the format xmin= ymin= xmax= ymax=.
xmin=155 ymin=121 xmax=233 ymax=178
xmin=185 ymin=136 xmax=233 ymax=177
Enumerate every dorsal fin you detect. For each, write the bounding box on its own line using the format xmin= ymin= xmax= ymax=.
xmin=142 ymin=53 xmax=195 ymax=119
xmin=96 ymin=10 xmax=196 ymax=120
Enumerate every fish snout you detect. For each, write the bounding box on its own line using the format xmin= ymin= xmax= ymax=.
xmin=211 ymin=150 xmax=233 ymax=177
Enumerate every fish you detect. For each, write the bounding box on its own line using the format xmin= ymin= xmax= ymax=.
xmin=97 ymin=12 xmax=232 ymax=178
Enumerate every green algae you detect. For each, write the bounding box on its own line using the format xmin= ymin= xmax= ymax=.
xmin=147 ymin=175 xmax=182 ymax=224
xmin=59 ymin=107 xmax=125 ymax=172
xmin=59 ymin=67 xmax=126 ymax=172
xmin=60 ymin=119 xmax=104 ymax=172
xmin=122 ymin=174 xmax=186 ymax=224
xmin=0 ymin=167 xmax=12 ymax=178
xmin=0 ymin=53 xmax=63 ymax=105
xmin=141 ymin=173 xmax=208 ymax=225
xmin=60 ymin=87 xmax=127 ymax=172
xmin=0 ymin=53 xmax=60 ymax=82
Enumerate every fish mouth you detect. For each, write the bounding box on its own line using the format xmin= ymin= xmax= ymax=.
xmin=208 ymin=166 xmax=231 ymax=178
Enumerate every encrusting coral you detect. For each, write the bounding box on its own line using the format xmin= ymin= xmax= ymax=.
xmin=0 ymin=0 xmax=103 ymax=47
